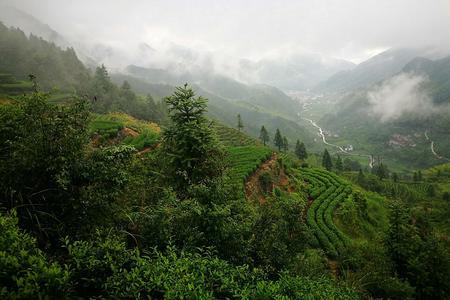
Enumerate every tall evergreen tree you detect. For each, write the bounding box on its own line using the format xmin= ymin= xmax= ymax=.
xmin=94 ymin=64 xmax=112 ymax=93
xmin=120 ymin=80 xmax=136 ymax=103
xmin=357 ymin=169 xmax=365 ymax=184
xmin=282 ymin=136 xmax=289 ymax=152
xmin=322 ymin=149 xmax=333 ymax=171
xmin=443 ymin=192 xmax=450 ymax=202
xmin=259 ymin=125 xmax=269 ymax=146
xmin=162 ymin=84 xmax=224 ymax=197
xmin=237 ymin=114 xmax=244 ymax=132
xmin=335 ymin=155 xmax=343 ymax=172
xmin=274 ymin=129 xmax=283 ymax=151
xmin=392 ymin=172 xmax=399 ymax=183
xmin=295 ymin=140 xmax=307 ymax=160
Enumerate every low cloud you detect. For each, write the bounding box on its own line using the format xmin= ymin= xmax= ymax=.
xmin=367 ymin=73 xmax=435 ymax=122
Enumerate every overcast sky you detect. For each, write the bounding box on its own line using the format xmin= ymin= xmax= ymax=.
xmin=2 ymin=0 xmax=450 ymax=63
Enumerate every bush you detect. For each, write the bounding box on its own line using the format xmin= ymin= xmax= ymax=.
xmin=259 ymin=171 xmax=273 ymax=193
xmin=0 ymin=211 xmax=71 ymax=299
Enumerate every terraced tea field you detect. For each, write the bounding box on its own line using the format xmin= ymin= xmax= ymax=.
xmin=214 ymin=122 xmax=259 ymax=147
xmin=226 ymin=146 xmax=272 ymax=188
xmin=89 ymin=113 xmax=160 ymax=150
xmin=298 ymin=168 xmax=352 ymax=257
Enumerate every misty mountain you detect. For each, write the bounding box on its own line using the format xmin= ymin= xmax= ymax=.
xmin=111 ymin=72 xmax=316 ymax=149
xmin=402 ymin=56 xmax=450 ymax=104
xmin=124 ymin=65 xmax=300 ymax=119
xmin=0 ymin=5 xmax=68 ymax=47
xmin=315 ymin=48 xmax=442 ymax=93
xmin=0 ymin=5 xmax=98 ymax=67
xmin=318 ymin=54 xmax=450 ymax=169
xmin=0 ymin=7 xmax=315 ymax=152
xmin=241 ymin=54 xmax=355 ymax=91
xmin=0 ymin=22 xmax=90 ymax=91
xmin=0 ymin=5 xmax=355 ymax=92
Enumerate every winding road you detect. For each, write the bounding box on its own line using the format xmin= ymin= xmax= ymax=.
xmin=424 ymin=130 xmax=450 ymax=161
xmin=303 ymin=117 xmax=374 ymax=168
xmin=299 ymin=101 xmax=374 ymax=168
xmin=297 ymin=97 xmax=449 ymax=168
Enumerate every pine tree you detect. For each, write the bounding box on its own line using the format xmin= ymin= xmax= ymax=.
xmin=274 ymin=128 xmax=283 ymax=151
xmin=392 ymin=172 xmax=398 ymax=183
xmin=335 ymin=155 xmax=343 ymax=172
xmin=237 ymin=114 xmax=244 ymax=132
xmin=295 ymin=140 xmax=307 ymax=159
xmin=413 ymin=172 xmax=418 ymax=182
xmin=282 ymin=136 xmax=289 ymax=152
xmin=94 ymin=64 xmax=112 ymax=92
xmin=259 ymin=125 xmax=269 ymax=146
xmin=443 ymin=192 xmax=450 ymax=202
xmin=357 ymin=169 xmax=365 ymax=184
xmin=376 ymin=163 xmax=388 ymax=180
xmin=162 ymin=84 xmax=224 ymax=197
xmin=322 ymin=149 xmax=333 ymax=171
xmin=418 ymin=170 xmax=422 ymax=181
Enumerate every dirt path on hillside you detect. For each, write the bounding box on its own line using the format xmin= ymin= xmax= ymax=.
xmin=137 ymin=143 xmax=160 ymax=155
xmin=244 ymin=153 xmax=278 ymax=204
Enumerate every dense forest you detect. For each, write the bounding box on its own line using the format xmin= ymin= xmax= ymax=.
xmin=1 ymin=8 xmax=450 ymax=300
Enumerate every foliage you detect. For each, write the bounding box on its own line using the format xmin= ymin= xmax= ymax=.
xmin=252 ymin=194 xmax=311 ymax=274
xmin=88 ymin=66 xmax=167 ymax=123
xmin=237 ymin=113 xmax=244 ymax=131
xmin=0 ymin=91 xmax=90 ymax=243
xmin=0 ymin=92 xmax=138 ymax=245
xmin=336 ymin=155 xmax=343 ymax=172
xmin=386 ymin=200 xmax=450 ymax=299
xmin=274 ymin=128 xmax=283 ymax=151
xmin=322 ymin=149 xmax=333 ymax=171
xmin=214 ymin=122 xmax=258 ymax=146
xmin=282 ymin=136 xmax=289 ymax=152
xmin=0 ymin=22 xmax=89 ymax=92
xmin=259 ymin=125 xmax=270 ymax=146
xmin=295 ymin=140 xmax=308 ymax=160
xmin=299 ymin=168 xmax=352 ymax=257
xmin=0 ymin=211 xmax=71 ymax=299
xmin=0 ymin=39 xmax=449 ymax=299
xmin=161 ymin=84 xmax=225 ymax=197
xmin=226 ymin=146 xmax=272 ymax=187
xmin=259 ymin=171 xmax=273 ymax=193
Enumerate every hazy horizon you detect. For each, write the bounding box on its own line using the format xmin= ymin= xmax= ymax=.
xmin=1 ymin=0 xmax=450 ymax=65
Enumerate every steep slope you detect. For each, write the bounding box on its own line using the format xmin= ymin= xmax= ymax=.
xmin=0 ymin=5 xmax=68 ymax=48
xmin=0 ymin=5 xmax=97 ymax=67
xmin=0 ymin=22 xmax=90 ymax=91
xmin=111 ymin=73 xmax=318 ymax=151
xmin=124 ymin=65 xmax=299 ymax=119
xmin=402 ymin=56 xmax=450 ymax=104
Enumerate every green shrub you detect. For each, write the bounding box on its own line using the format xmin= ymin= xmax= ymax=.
xmin=0 ymin=211 xmax=71 ymax=299
xmin=259 ymin=171 xmax=273 ymax=193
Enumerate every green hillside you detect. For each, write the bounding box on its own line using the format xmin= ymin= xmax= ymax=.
xmin=213 ymin=122 xmax=259 ymax=146
xmin=0 ymin=73 xmax=33 ymax=97
xmin=2 ymin=82 xmax=450 ymax=299
xmin=111 ymin=73 xmax=318 ymax=152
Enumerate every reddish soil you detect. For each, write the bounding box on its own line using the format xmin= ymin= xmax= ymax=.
xmin=120 ymin=127 xmax=139 ymax=138
xmin=137 ymin=143 xmax=160 ymax=156
xmin=245 ymin=153 xmax=278 ymax=204
xmin=328 ymin=260 xmax=339 ymax=278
